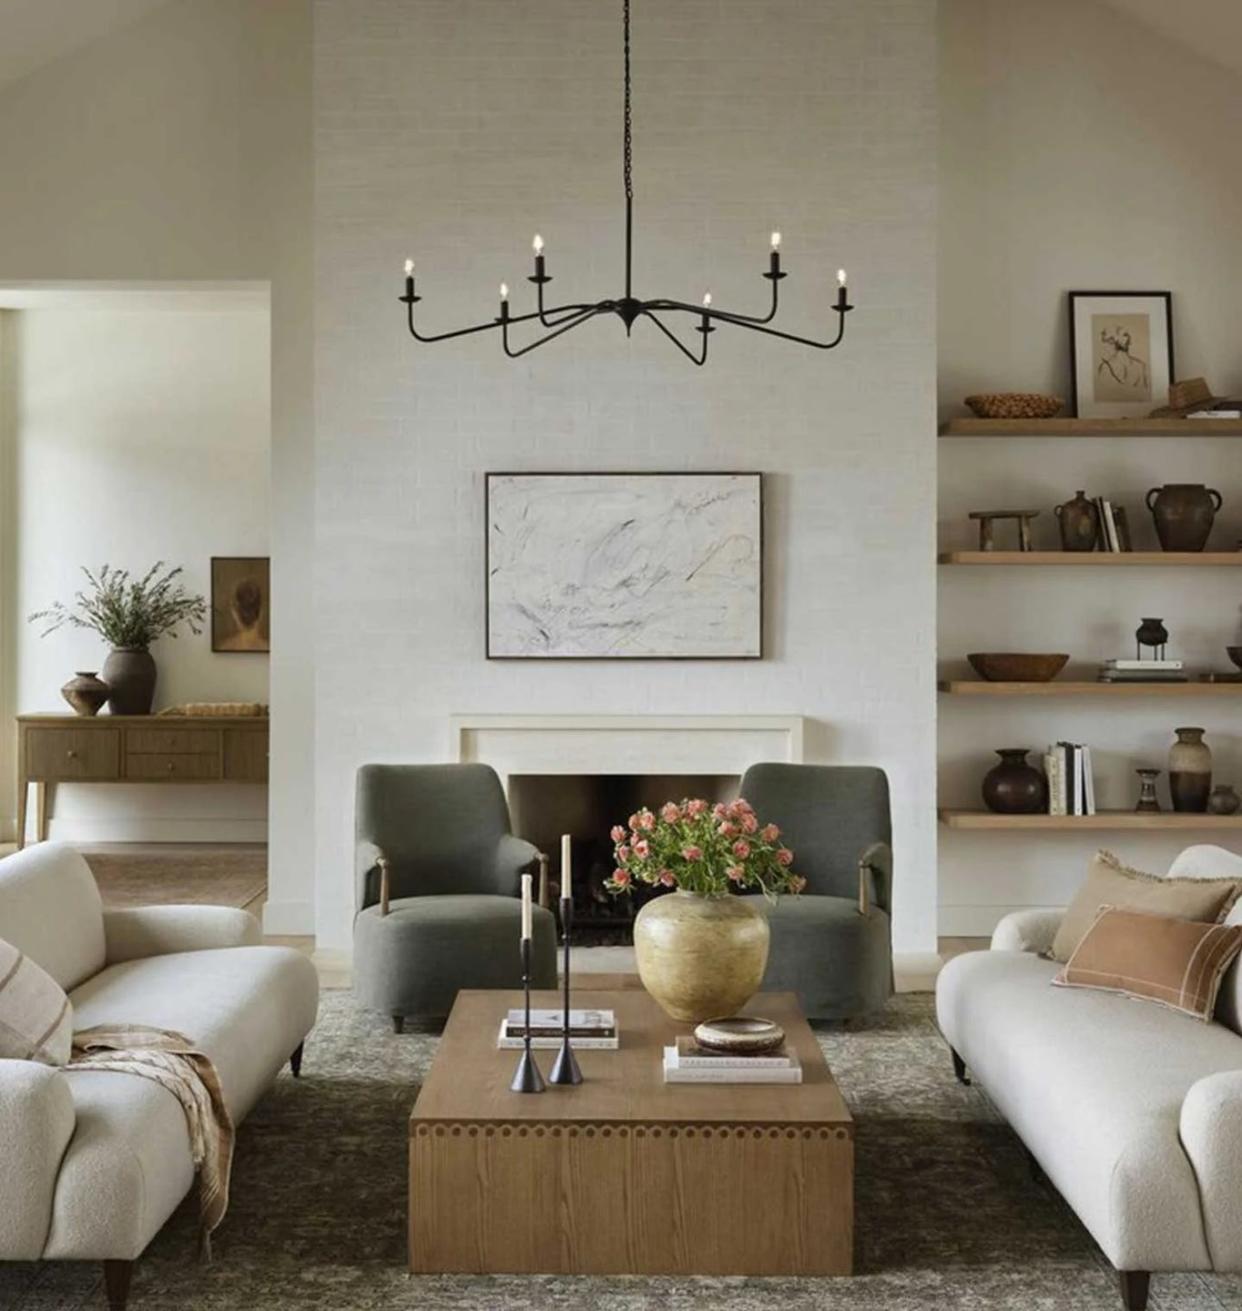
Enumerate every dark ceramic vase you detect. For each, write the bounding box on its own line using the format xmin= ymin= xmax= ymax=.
xmin=1169 ymin=727 xmax=1211 ymax=813
xmin=102 ymin=647 xmax=157 ymax=715
xmin=60 ymin=671 xmax=109 ymax=717
xmin=1145 ymin=484 xmax=1222 ymax=552
xmin=982 ymin=749 xmax=1049 ymax=814
xmin=1054 ymin=491 xmax=1100 ymax=552
xmin=1135 ymin=617 xmax=1169 ymax=657
xmin=1207 ymin=785 xmax=1241 ymax=816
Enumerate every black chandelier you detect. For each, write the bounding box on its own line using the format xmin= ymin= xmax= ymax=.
xmin=399 ymin=0 xmax=853 ymax=366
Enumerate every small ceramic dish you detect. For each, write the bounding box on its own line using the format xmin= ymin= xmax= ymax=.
xmin=693 ymin=1016 xmax=786 ymax=1055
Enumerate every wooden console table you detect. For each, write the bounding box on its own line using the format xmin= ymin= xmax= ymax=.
xmin=15 ymin=714 xmax=269 ymax=849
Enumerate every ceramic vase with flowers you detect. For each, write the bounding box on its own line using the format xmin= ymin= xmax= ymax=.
xmin=605 ymin=797 xmax=805 ymax=1023
xmin=29 ymin=563 xmax=207 ymax=715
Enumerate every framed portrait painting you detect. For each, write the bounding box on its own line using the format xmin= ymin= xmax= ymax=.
xmin=485 ymin=472 xmax=763 ymax=659
xmin=1068 ymin=291 xmax=1173 ymax=419
xmin=211 ymin=557 xmax=270 ymax=653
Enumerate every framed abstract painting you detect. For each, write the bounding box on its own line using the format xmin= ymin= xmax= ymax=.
xmin=1068 ymin=291 xmax=1174 ymax=419
xmin=485 ymin=472 xmax=763 ymax=659
xmin=211 ymin=556 xmax=270 ymax=653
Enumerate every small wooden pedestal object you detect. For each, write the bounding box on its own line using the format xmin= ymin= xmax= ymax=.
xmin=970 ymin=509 xmax=1040 ymax=551
xmin=409 ymin=989 xmax=853 ymax=1276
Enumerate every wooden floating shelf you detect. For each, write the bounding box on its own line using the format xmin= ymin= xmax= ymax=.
xmin=940 ymin=809 xmax=1242 ymax=831
xmin=939 ymin=680 xmax=1242 ymax=697
xmin=940 ymin=418 xmax=1242 ymax=438
xmin=938 ymin=551 xmax=1242 ymax=566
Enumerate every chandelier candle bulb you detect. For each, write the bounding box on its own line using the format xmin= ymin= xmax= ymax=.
xmin=769 ymin=231 xmax=782 ymax=277
xmin=836 ymin=268 xmax=849 ymax=310
xmin=561 ymin=833 xmax=572 ymax=900
xmin=403 ymin=258 xmax=414 ymax=299
xmin=531 ymin=234 xmax=546 ymax=283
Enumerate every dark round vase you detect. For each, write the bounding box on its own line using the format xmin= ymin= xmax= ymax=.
xmin=102 ymin=647 xmax=157 ymax=715
xmin=982 ymin=748 xmax=1049 ymax=814
xmin=1145 ymin=484 xmax=1222 ymax=552
xmin=60 ymin=671 xmax=110 ymax=717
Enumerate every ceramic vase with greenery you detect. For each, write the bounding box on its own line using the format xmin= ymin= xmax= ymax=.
xmin=30 ymin=564 xmax=206 ymax=715
xmin=606 ymin=797 xmax=804 ymax=1023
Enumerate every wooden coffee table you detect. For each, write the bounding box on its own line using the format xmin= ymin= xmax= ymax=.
xmin=409 ymin=988 xmax=853 ymax=1276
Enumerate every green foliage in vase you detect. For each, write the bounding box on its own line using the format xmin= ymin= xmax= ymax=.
xmin=29 ymin=563 xmax=207 ymax=650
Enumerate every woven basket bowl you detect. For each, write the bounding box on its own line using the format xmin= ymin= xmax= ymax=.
xmin=965 ymin=392 xmax=1064 ymax=419
xmin=968 ymin=652 xmax=1070 ymax=683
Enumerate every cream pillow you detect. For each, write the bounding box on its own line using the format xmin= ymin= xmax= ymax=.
xmin=1050 ymin=850 xmax=1242 ymax=964
xmin=0 ymin=937 xmax=73 ymax=1065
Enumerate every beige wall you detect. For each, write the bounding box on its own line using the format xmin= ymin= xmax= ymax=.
xmin=938 ymin=0 xmax=1242 ymax=933
xmin=0 ymin=1 xmax=315 ymax=931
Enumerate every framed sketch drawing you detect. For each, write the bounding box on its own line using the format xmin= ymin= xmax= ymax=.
xmin=1068 ymin=291 xmax=1173 ymax=418
xmin=486 ymin=472 xmax=763 ymax=659
xmin=211 ymin=557 xmax=270 ymax=653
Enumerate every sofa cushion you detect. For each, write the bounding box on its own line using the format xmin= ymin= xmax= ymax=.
xmin=937 ymin=948 xmax=1242 ymax=1270
xmin=0 ymin=938 xmax=72 ymax=1065
xmin=1050 ymin=849 xmax=1240 ymax=962
xmin=1054 ymin=907 xmax=1242 ymax=1021
xmin=0 ymin=844 xmax=105 ymax=991
xmin=69 ymin=945 xmax=318 ymax=1121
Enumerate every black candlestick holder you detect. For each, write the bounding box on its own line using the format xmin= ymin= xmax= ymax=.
xmin=509 ymin=936 xmax=546 ymax=1094
xmin=548 ymin=896 xmax=583 ymax=1086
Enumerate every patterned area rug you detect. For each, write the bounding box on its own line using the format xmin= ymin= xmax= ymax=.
xmin=4 ymin=992 xmax=1238 ymax=1310
xmin=81 ymin=847 xmax=266 ymax=911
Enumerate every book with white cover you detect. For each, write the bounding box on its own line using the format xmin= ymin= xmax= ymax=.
xmin=671 ymin=1036 xmax=793 ymax=1069
xmin=662 ymin=1046 xmax=802 ymax=1084
xmin=1104 ymin=659 xmax=1183 ymax=671
xmin=497 ymin=1025 xmax=619 ymax=1050
xmin=1082 ymin=745 xmax=1096 ymax=815
xmin=499 ymin=1007 xmax=619 ymax=1049
xmin=1046 ymin=749 xmax=1066 ymax=816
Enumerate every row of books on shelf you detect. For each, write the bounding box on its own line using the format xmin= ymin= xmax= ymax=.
xmin=1091 ymin=499 xmax=1132 ymax=552
xmin=1098 ymin=658 xmax=1187 ymax=684
xmin=1043 ymin=742 xmax=1095 ymax=816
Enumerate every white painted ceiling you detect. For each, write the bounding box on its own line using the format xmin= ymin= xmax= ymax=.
xmin=1100 ymin=0 xmax=1242 ymax=77
xmin=0 ymin=0 xmax=172 ymax=89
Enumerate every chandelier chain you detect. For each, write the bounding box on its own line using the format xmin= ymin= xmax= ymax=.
xmin=623 ymin=0 xmax=633 ymax=203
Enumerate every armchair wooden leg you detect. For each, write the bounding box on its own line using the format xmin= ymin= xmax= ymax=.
xmin=392 ymin=1014 xmax=405 ymax=1035
xmin=1118 ymin=1270 xmax=1150 ymax=1311
xmin=103 ymin=1259 xmax=133 ymax=1310
xmin=289 ymin=1042 xmax=304 ymax=1077
xmin=950 ymin=1047 xmax=970 ymax=1085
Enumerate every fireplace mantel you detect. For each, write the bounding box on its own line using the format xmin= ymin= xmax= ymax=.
xmin=450 ymin=714 xmax=805 ymax=785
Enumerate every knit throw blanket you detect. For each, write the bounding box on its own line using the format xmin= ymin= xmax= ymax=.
xmin=70 ymin=1025 xmax=234 ymax=1259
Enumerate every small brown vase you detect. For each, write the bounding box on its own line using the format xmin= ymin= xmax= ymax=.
xmin=1207 ymin=785 xmax=1241 ymax=816
xmin=1169 ymin=727 xmax=1212 ymax=813
xmin=982 ymin=749 xmax=1049 ymax=814
xmin=102 ymin=647 xmax=157 ymax=715
xmin=1054 ymin=491 xmax=1100 ymax=552
xmin=1145 ymin=484 xmax=1222 ymax=552
xmin=60 ymin=671 xmax=109 ymax=717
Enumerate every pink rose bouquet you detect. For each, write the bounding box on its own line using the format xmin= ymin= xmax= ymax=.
xmin=605 ymin=798 xmax=805 ymax=898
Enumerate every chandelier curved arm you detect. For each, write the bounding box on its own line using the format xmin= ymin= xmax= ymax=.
xmin=405 ymin=297 xmax=594 ymax=343
xmin=644 ymin=277 xmax=779 ymax=326
xmin=501 ymin=303 xmax=611 ymax=358
xmin=535 ymin=281 xmax=599 ymax=327
xmin=642 ymin=309 xmax=708 ymax=367
xmin=650 ymin=298 xmax=852 ymax=350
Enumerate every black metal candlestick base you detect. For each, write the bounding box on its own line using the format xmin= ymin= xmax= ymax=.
xmin=510 ymin=937 xmax=545 ymax=1094
xmin=548 ymin=897 xmax=582 ymax=1086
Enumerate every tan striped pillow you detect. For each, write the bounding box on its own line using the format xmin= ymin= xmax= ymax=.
xmin=0 ymin=937 xmax=73 ymax=1065
xmin=1054 ymin=906 xmax=1242 ymax=1021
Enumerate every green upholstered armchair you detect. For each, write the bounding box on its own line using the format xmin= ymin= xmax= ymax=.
xmin=739 ymin=763 xmax=893 ymax=1021
xmin=353 ymin=763 xmax=558 ymax=1030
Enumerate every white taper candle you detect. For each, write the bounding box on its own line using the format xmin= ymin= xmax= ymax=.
xmin=561 ymin=833 xmax=572 ymax=900
xmin=521 ymin=873 xmax=532 ymax=939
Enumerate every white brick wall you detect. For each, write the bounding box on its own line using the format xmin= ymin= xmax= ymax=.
xmin=313 ymin=0 xmax=938 ymax=952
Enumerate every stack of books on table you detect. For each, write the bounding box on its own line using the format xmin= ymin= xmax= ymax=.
xmin=662 ymin=1036 xmax=803 ymax=1085
xmin=497 ymin=1008 xmax=618 ymax=1050
xmin=1098 ymin=659 xmax=1188 ymax=684
xmin=1043 ymin=742 xmax=1096 ymax=816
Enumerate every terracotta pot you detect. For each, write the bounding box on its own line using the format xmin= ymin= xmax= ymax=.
xmin=1207 ymin=785 xmax=1241 ymax=816
xmin=102 ymin=647 xmax=157 ymax=715
xmin=1169 ymin=727 xmax=1212 ymax=813
xmin=981 ymin=749 xmax=1048 ymax=814
xmin=60 ymin=671 xmax=109 ymax=717
xmin=633 ymin=891 xmax=769 ymax=1023
xmin=1054 ymin=491 xmax=1100 ymax=552
xmin=1145 ymin=484 xmax=1222 ymax=552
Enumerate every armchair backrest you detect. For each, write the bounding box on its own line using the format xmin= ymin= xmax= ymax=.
xmin=0 ymin=843 xmax=105 ymax=990
xmin=739 ymin=763 xmax=891 ymax=905
xmin=355 ymin=763 xmax=516 ymax=908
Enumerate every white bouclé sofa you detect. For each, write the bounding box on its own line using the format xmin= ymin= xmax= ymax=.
xmin=0 ymin=843 xmax=319 ymax=1309
xmin=937 ymin=844 xmax=1242 ymax=1311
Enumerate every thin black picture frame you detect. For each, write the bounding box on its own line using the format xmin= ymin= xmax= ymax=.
xmin=484 ymin=471 xmax=765 ymax=661
xmin=1067 ymin=290 xmax=1174 ymax=419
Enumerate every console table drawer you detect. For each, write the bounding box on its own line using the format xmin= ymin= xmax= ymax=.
xmin=26 ymin=729 xmax=121 ymax=781
xmin=126 ymin=753 xmax=221 ymax=781
xmin=126 ymin=727 xmax=220 ymax=755
xmin=223 ymin=730 xmax=268 ymax=782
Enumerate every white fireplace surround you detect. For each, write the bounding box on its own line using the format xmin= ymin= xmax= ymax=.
xmin=451 ymin=715 xmax=805 ymax=786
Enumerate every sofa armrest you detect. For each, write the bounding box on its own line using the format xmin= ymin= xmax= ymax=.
xmin=858 ymin=841 xmax=892 ymax=915
xmin=103 ymin=905 xmax=261 ymax=963
xmin=495 ymin=834 xmax=540 ymax=894
xmin=1181 ymin=1070 xmax=1242 ymax=1269
xmin=990 ymin=909 xmax=1063 ymax=954
xmin=0 ymin=1059 xmax=76 ymax=1259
